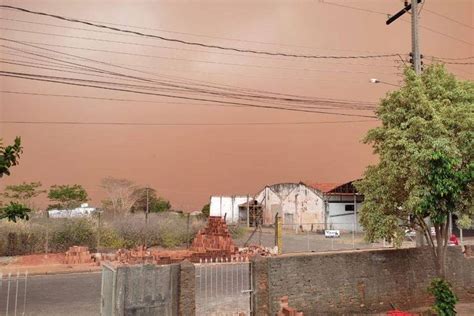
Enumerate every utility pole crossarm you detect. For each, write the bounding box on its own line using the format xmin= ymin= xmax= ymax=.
xmin=386 ymin=0 xmax=421 ymax=25
xmin=386 ymin=0 xmax=422 ymax=75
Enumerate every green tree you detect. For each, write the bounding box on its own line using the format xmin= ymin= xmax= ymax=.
xmin=131 ymin=187 xmax=172 ymax=213
xmin=48 ymin=184 xmax=89 ymax=210
xmin=3 ymin=181 xmax=45 ymax=210
xmin=201 ymin=203 xmax=210 ymax=217
xmin=356 ymin=65 xmax=473 ymax=279
xmin=0 ymin=137 xmax=30 ymax=221
xmin=0 ymin=137 xmax=22 ymax=178
xmin=0 ymin=201 xmax=31 ymax=222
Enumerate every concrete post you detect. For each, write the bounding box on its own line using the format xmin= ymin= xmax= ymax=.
xmin=251 ymin=255 xmax=270 ymax=316
xmin=275 ymin=214 xmax=282 ymax=255
xmin=179 ymin=260 xmax=196 ymax=316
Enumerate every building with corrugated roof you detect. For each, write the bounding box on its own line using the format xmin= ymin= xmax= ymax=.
xmin=253 ymin=181 xmax=363 ymax=232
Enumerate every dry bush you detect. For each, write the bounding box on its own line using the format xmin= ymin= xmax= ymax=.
xmin=107 ymin=212 xmax=205 ymax=248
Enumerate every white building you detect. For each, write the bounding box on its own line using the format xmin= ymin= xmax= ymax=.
xmin=253 ymin=181 xmax=364 ymax=232
xmin=209 ymin=180 xmax=364 ymax=232
xmin=255 ymin=182 xmax=324 ymax=230
xmin=209 ymin=196 xmax=251 ymax=224
xmin=48 ymin=203 xmax=96 ymax=218
xmin=310 ymin=182 xmax=364 ymax=233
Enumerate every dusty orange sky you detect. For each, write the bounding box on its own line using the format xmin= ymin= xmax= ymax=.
xmin=0 ymin=0 xmax=472 ymax=210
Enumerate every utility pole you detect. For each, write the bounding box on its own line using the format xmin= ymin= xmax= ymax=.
xmin=386 ymin=0 xmax=422 ymax=74
xmin=387 ymin=1 xmax=425 ymax=247
xmin=144 ymin=187 xmax=149 ymax=248
xmin=410 ymin=0 xmax=421 ymax=74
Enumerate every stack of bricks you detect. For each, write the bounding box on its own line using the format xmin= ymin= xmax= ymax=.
xmin=64 ymin=246 xmax=93 ymax=264
xmin=277 ymin=296 xmax=304 ymax=316
xmin=191 ymin=216 xmax=238 ymax=257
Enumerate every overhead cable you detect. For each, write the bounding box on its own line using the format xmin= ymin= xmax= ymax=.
xmin=0 ymin=71 xmax=378 ymax=118
xmin=0 ymin=5 xmax=402 ymax=60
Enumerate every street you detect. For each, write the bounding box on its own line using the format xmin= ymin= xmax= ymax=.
xmin=0 ymin=272 xmax=101 ymax=316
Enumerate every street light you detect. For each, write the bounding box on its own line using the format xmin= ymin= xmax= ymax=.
xmin=369 ymin=78 xmax=400 ymax=87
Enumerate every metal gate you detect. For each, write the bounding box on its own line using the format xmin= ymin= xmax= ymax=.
xmin=195 ymin=259 xmax=252 ymax=316
xmin=0 ymin=271 xmax=28 ymax=316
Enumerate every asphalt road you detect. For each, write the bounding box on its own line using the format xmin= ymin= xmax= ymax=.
xmin=0 ymin=271 xmax=101 ymax=316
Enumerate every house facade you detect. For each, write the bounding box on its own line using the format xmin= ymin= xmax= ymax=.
xmin=255 ymin=183 xmax=324 ymax=231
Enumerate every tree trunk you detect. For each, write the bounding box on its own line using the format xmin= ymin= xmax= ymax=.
xmin=433 ymin=222 xmax=449 ymax=279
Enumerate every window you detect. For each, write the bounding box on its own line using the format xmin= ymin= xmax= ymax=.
xmin=345 ymin=204 xmax=355 ymax=212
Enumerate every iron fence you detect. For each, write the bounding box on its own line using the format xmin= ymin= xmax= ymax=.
xmin=195 ymin=258 xmax=252 ymax=316
xmin=0 ymin=271 xmax=28 ymax=316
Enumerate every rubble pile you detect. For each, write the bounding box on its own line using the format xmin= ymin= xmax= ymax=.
xmin=238 ymin=245 xmax=277 ymax=257
xmin=64 ymin=246 xmax=93 ymax=264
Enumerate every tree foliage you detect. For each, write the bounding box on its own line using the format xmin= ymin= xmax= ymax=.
xmin=201 ymin=203 xmax=210 ymax=217
xmin=0 ymin=201 xmax=31 ymax=222
xmin=428 ymin=278 xmax=458 ymax=316
xmin=131 ymin=187 xmax=171 ymax=213
xmin=48 ymin=184 xmax=89 ymax=210
xmin=0 ymin=137 xmax=30 ymax=222
xmin=3 ymin=181 xmax=45 ymax=209
xmin=0 ymin=137 xmax=22 ymax=178
xmin=100 ymin=177 xmax=139 ymax=216
xmin=355 ymin=65 xmax=473 ymax=278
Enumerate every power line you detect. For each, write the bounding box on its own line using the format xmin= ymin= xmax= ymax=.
xmin=319 ymin=1 xmax=473 ymax=46
xmin=0 ymin=40 xmax=396 ymax=105
xmin=424 ymin=8 xmax=473 ymax=30
xmin=0 ymin=49 xmax=382 ymax=86
xmin=418 ymin=23 xmax=473 ymax=46
xmin=1 ymin=63 xmax=376 ymax=111
xmin=0 ymin=90 xmax=341 ymax=111
xmin=0 ymin=71 xmax=378 ymax=118
xmin=0 ymin=119 xmax=378 ymax=127
xmin=0 ymin=49 xmax=378 ymax=112
xmin=320 ymin=1 xmax=388 ymax=16
xmin=0 ymin=40 xmax=379 ymax=110
xmin=0 ymin=11 xmax=395 ymax=55
xmin=426 ymin=55 xmax=474 ymax=61
xmin=0 ymin=30 xmax=400 ymax=75
xmin=0 ymin=90 xmax=250 ymax=107
xmin=0 ymin=5 xmax=402 ymax=60
xmin=0 ymin=19 xmax=401 ymax=67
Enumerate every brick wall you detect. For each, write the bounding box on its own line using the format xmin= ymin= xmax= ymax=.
xmin=252 ymin=247 xmax=474 ymax=315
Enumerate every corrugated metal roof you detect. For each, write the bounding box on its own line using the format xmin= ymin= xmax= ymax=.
xmin=308 ymin=183 xmax=342 ymax=193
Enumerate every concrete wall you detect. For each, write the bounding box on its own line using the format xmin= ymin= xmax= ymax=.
xmin=252 ymin=247 xmax=474 ymax=315
xmin=102 ymin=262 xmax=196 ymax=316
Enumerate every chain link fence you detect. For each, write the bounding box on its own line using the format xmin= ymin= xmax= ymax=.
xmin=235 ymin=223 xmax=417 ymax=254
